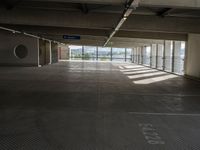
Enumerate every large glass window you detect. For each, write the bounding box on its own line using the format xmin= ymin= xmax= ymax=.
xmin=174 ymin=41 xmax=185 ymax=75
xmin=143 ymin=46 xmax=151 ymax=66
xmin=164 ymin=40 xmax=173 ymax=72
xmin=157 ymin=44 xmax=164 ymax=70
xmin=83 ymin=46 xmax=97 ymax=60
xmin=151 ymin=44 xmax=157 ymax=68
xmin=138 ymin=47 xmax=142 ymax=64
xmin=69 ymin=45 xmax=82 ymax=60
xmin=126 ymin=48 xmax=132 ymax=62
xmin=112 ymin=47 xmax=125 ymax=62
xmin=98 ymin=47 xmax=111 ymax=61
xmin=133 ymin=48 xmax=137 ymax=63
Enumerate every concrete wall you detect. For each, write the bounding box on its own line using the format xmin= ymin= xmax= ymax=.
xmin=0 ymin=30 xmax=39 ymax=66
xmin=51 ymin=43 xmax=58 ymax=63
xmin=58 ymin=45 xmax=70 ymax=60
xmin=186 ymin=34 xmax=200 ymax=78
xmin=39 ymin=39 xmax=51 ymax=66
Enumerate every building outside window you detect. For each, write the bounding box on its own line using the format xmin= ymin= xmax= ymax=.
xmin=98 ymin=47 xmax=111 ymax=61
xmin=69 ymin=45 xmax=82 ymax=60
xmin=112 ymin=47 xmax=125 ymax=62
xmin=83 ymin=46 xmax=97 ymax=60
xmin=126 ymin=48 xmax=132 ymax=62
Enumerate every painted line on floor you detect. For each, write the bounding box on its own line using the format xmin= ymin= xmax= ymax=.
xmin=128 ymin=112 xmax=200 ymax=116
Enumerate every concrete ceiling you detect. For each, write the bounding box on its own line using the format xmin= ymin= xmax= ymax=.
xmin=0 ymin=0 xmax=200 ymax=47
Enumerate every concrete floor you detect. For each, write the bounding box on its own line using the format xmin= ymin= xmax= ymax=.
xmin=0 ymin=60 xmax=200 ymax=150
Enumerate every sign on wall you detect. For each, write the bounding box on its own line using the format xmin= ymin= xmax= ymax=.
xmin=63 ymin=35 xmax=81 ymax=40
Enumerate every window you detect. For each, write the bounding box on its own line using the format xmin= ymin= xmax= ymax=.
xmin=164 ymin=40 xmax=173 ymax=72
xmin=83 ymin=46 xmax=97 ymax=60
xmin=143 ymin=46 xmax=151 ymax=66
xmin=138 ymin=47 xmax=142 ymax=64
xmin=69 ymin=45 xmax=82 ymax=60
xmin=112 ymin=47 xmax=125 ymax=61
xmin=98 ymin=47 xmax=111 ymax=61
xmin=174 ymin=41 xmax=185 ymax=75
xmin=126 ymin=48 xmax=132 ymax=62
xmin=151 ymin=44 xmax=157 ymax=68
xmin=157 ymin=44 xmax=164 ymax=70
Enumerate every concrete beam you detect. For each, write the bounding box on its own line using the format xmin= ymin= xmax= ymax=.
xmin=40 ymin=34 xmax=161 ymax=47
xmin=122 ymin=15 xmax=200 ymax=34
xmin=140 ymin=0 xmax=200 ymax=9
xmin=0 ymin=9 xmax=200 ymax=34
xmin=117 ymin=31 xmax=187 ymax=41
xmin=0 ymin=24 xmax=187 ymax=41
xmin=0 ymin=9 xmax=118 ymax=29
xmin=27 ymin=0 xmax=200 ymax=9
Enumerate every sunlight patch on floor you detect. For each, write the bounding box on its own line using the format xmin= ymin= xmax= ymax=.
xmin=120 ymin=68 xmax=149 ymax=72
xmin=128 ymin=71 xmax=167 ymax=79
xmin=123 ymin=69 xmax=157 ymax=75
xmin=133 ymin=74 xmax=178 ymax=84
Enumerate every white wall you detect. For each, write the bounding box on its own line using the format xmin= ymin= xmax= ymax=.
xmin=0 ymin=30 xmax=39 ymax=66
xmin=186 ymin=34 xmax=200 ymax=78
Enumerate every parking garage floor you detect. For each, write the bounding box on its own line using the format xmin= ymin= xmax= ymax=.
xmin=0 ymin=60 xmax=200 ymax=150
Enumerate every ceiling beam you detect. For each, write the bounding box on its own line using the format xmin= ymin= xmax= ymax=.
xmin=0 ymin=24 xmax=187 ymax=41
xmin=140 ymin=0 xmax=200 ymax=9
xmin=1 ymin=9 xmax=200 ymax=34
xmin=79 ymin=4 xmax=89 ymax=14
xmin=25 ymin=0 xmax=200 ymax=9
xmin=103 ymin=0 xmax=140 ymax=46
xmin=157 ymin=8 xmax=174 ymax=17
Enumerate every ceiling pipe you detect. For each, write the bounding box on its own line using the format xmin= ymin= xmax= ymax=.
xmin=103 ymin=0 xmax=140 ymax=47
xmin=0 ymin=26 xmax=65 ymax=45
xmin=23 ymin=32 xmax=40 ymax=39
xmin=0 ymin=26 xmax=21 ymax=34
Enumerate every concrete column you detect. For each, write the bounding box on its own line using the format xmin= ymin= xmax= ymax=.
xmin=51 ymin=42 xmax=58 ymax=64
xmin=172 ymin=41 xmax=175 ymax=73
xmin=139 ymin=47 xmax=142 ymax=64
xmin=132 ymin=48 xmax=135 ymax=63
xmin=136 ymin=47 xmax=139 ymax=64
xmin=157 ymin=44 xmax=164 ymax=70
xmin=37 ymin=38 xmax=40 ymax=67
xmin=163 ymin=41 xmax=166 ymax=70
xmin=186 ymin=34 xmax=200 ymax=78
xmin=164 ymin=40 xmax=173 ymax=72
xmin=174 ymin=41 xmax=182 ymax=74
xmin=125 ymin=48 xmax=127 ymax=62
xmin=142 ymin=46 xmax=145 ymax=64
xmin=151 ymin=44 xmax=157 ymax=68
xmin=45 ymin=41 xmax=51 ymax=65
xmin=49 ymin=41 xmax=52 ymax=64
xmin=111 ymin=47 xmax=113 ymax=61
xmin=150 ymin=45 xmax=152 ymax=67
xmin=156 ymin=44 xmax=158 ymax=69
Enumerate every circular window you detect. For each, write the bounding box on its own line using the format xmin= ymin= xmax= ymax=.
xmin=14 ymin=45 xmax=28 ymax=59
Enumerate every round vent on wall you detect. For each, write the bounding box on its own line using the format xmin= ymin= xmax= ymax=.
xmin=14 ymin=44 xmax=28 ymax=59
